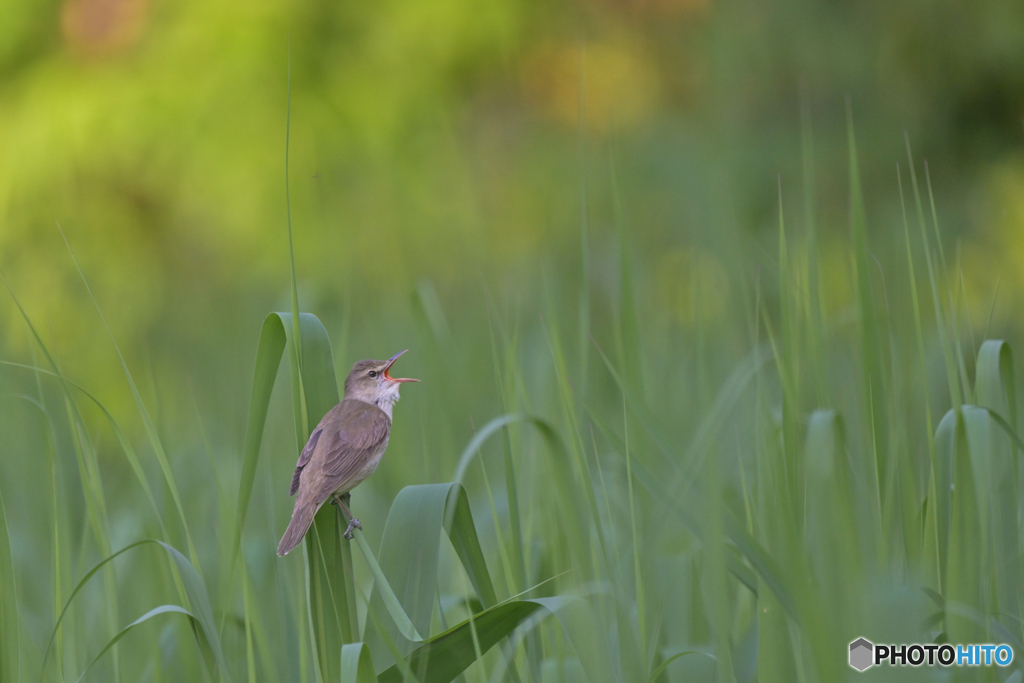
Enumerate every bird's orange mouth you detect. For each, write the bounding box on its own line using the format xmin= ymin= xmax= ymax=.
xmin=384 ymin=350 xmax=420 ymax=383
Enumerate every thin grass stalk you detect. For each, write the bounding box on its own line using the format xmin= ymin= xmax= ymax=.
xmin=845 ymin=105 xmax=890 ymax=520
xmin=903 ymin=134 xmax=962 ymax=407
xmin=897 ymin=162 xmax=942 ymax=584
xmin=58 ymin=226 xmax=200 ymax=576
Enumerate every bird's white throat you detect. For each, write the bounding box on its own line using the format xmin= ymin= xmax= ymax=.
xmin=374 ymin=383 xmax=402 ymax=419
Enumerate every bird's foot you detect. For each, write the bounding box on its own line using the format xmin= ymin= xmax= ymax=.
xmin=343 ymin=517 xmax=362 ymax=540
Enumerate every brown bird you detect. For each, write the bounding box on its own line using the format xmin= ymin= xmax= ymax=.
xmin=277 ymin=350 xmax=419 ymax=556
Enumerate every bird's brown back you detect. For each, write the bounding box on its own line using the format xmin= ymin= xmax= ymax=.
xmin=290 ymin=398 xmax=392 ymax=506
xmin=277 ymin=398 xmax=392 ymax=556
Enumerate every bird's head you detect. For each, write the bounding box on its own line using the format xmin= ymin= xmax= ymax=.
xmin=343 ymin=350 xmax=419 ymax=410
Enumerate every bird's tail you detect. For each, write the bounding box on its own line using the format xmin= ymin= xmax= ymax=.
xmin=277 ymin=500 xmax=320 ymax=556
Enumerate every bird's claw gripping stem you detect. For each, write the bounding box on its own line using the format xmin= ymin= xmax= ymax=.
xmin=334 ymin=493 xmax=360 ymax=540
xmin=343 ymin=517 xmax=362 ymax=540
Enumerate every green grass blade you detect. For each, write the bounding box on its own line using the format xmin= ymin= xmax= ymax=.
xmin=947 ymin=407 xmax=990 ymax=643
xmin=159 ymin=540 xmax=233 ymax=682
xmin=845 ymin=106 xmax=888 ymax=509
xmin=74 ymin=605 xmax=195 ymax=683
xmin=231 ymin=311 xmax=358 ymax=683
xmin=231 ymin=314 xmax=287 ymax=571
xmin=976 ymin=340 xmax=1017 ymax=427
xmin=934 ymin=409 xmax=958 ymax=593
xmin=229 ymin=311 xmax=341 ymax=552
xmin=452 ymin=415 xmax=526 ymax=485
xmin=584 ymin=403 xmax=779 ymax=610
xmin=445 ymin=484 xmax=499 ymax=608
xmin=363 ymin=484 xmax=450 ymax=667
xmin=284 ymin=41 xmax=305 ymax=426
xmin=363 ymin=481 xmax=503 ymax=666
xmin=973 ymin=341 xmax=1021 ymax=636
xmin=452 ymin=414 xmax=566 ymax=488
xmin=57 ymin=226 xmax=200 ymax=570
xmin=2 ymin=279 xmax=122 ymax=662
xmin=376 ymin=601 xmax=539 ymax=683
xmin=588 ymin=334 xmax=769 ymax=542
xmin=1 ymin=361 xmax=171 ymax=541
xmin=39 ymin=540 xmax=231 ymax=683
xmin=39 ymin=541 xmax=145 ymax=682
xmin=241 ymin=566 xmax=256 ymax=683
xmin=937 ymin=405 xmax=958 ymax=598
xmin=306 ymin=512 xmax=354 ymax=683
xmin=341 ymin=643 xmax=379 ymax=683
xmin=355 ymin=480 xmax=553 ymax=678
xmin=517 ymin=597 xmax=615 ymax=683
xmin=277 ymin=312 xmax=341 ymax=431
xmin=0 ymin=478 xmax=19 ymax=683
xmin=543 ymin=316 xmax=610 ymax=569
xmin=221 ymin=308 xmax=355 ymax=682
xmin=377 ymin=596 xmax=613 ymax=683
xmin=609 ymin=150 xmax=643 ymax=394
xmin=801 ymin=409 xmax=855 ymax=682
xmin=622 ymin=398 xmax=647 ymax=672
xmin=647 ymin=651 xmax=703 ymax=682
xmin=276 ymin=312 xmax=359 ymax=681
xmin=904 ymin=135 xmax=962 ymax=407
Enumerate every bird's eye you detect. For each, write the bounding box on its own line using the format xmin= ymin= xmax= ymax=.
xmin=368 ymin=370 xmax=377 ymax=378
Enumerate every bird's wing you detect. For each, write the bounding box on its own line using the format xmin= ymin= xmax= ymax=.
xmin=289 ymin=424 xmax=324 ymax=495
xmin=303 ymin=400 xmax=391 ymax=503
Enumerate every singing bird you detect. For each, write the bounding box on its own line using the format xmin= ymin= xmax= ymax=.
xmin=277 ymin=350 xmax=419 ymax=556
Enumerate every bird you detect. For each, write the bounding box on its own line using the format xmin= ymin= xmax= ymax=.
xmin=277 ymin=350 xmax=419 ymax=556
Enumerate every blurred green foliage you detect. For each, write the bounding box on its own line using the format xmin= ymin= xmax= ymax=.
xmin=1 ymin=0 xmax=1023 ymax=408
xmin=4 ymin=0 xmax=1024 ymax=680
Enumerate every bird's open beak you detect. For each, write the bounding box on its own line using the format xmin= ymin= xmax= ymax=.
xmin=383 ymin=350 xmax=420 ymax=383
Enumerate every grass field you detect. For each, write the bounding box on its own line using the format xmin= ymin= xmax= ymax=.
xmin=2 ymin=120 xmax=1021 ymax=683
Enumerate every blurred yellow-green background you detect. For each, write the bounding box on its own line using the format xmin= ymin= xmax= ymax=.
xmin=4 ymin=0 xmax=1024 ymax=409
xmin=5 ymin=0 xmax=1024 ymax=680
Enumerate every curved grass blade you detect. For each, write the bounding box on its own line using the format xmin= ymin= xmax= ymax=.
xmin=280 ymin=313 xmax=357 ymax=681
xmin=586 ymin=403 xmax=795 ymax=618
xmin=934 ymin=408 xmax=958 ymax=593
xmin=341 ymin=643 xmax=379 ymax=683
xmin=376 ymin=595 xmax=613 ymax=683
xmin=357 ymin=480 xmax=598 ymax=681
xmin=444 ymin=484 xmax=498 ymax=608
xmin=1 ymin=361 xmax=170 ymax=540
xmin=903 ymin=136 xmax=962 ymax=408
xmin=362 ymin=483 xmax=464 ymax=666
xmin=452 ymin=414 xmax=570 ymax=490
xmin=648 ymin=651 xmax=703 ymax=682
xmin=588 ymin=334 xmax=769 ymax=542
xmin=974 ymin=341 xmax=1022 ymax=636
xmin=38 ymin=540 xmax=231 ymax=683
xmin=453 ymin=414 xmax=525 ymax=484
xmin=230 ymin=309 xmax=358 ymax=682
xmin=230 ymin=311 xmax=341 ymax=550
xmin=942 ymin=407 xmax=988 ymax=643
xmin=58 ymin=225 xmax=201 ymax=569
xmin=976 ymin=340 xmax=1017 ymax=429
xmin=377 ymin=601 xmax=539 ymax=683
xmin=74 ymin=605 xmax=194 ymax=683
xmin=2 ymin=278 xmax=122 ymax=659
xmin=278 ymin=313 xmax=341 ymax=430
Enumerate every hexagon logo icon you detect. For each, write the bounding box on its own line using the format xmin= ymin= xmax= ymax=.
xmin=849 ymin=638 xmax=874 ymax=671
